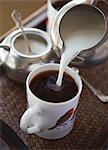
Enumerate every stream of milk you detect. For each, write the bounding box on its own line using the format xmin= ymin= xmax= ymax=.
xmin=56 ymin=6 xmax=105 ymax=86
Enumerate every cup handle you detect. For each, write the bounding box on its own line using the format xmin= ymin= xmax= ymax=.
xmin=20 ymin=105 xmax=42 ymax=134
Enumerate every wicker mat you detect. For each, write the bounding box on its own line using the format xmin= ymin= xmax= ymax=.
xmin=0 ymin=59 xmax=108 ymax=150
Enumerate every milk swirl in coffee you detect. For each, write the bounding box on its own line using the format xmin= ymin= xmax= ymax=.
xmin=56 ymin=5 xmax=105 ymax=86
xmin=30 ymin=70 xmax=78 ymax=103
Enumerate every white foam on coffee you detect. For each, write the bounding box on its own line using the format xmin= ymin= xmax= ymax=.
xmin=56 ymin=6 xmax=105 ymax=86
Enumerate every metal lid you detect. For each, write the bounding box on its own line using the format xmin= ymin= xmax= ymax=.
xmin=0 ymin=28 xmax=52 ymax=65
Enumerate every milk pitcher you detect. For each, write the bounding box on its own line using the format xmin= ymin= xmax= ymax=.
xmin=50 ymin=2 xmax=108 ymax=68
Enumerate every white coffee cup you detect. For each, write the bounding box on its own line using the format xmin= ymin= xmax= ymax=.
xmin=20 ymin=63 xmax=82 ymax=139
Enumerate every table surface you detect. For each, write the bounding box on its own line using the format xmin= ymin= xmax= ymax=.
xmin=0 ymin=1 xmax=108 ymax=149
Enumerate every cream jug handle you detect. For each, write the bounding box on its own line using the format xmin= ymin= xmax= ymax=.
xmin=72 ymin=67 xmax=79 ymax=74
xmin=20 ymin=105 xmax=42 ymax=134
xmin=84 ymin=0 xmax=98 ymax=5
xmin=74 ymin=0 xmax=98 ymax=5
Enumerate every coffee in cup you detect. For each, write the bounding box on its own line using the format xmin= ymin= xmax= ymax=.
xmin=30 ymin=70 xmax=78 ymax=103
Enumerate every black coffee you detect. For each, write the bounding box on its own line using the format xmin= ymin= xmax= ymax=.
xmin=30 ymin=71 xmax=78 ymax=103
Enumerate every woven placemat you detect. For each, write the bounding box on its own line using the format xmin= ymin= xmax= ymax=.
xmin=0 ymin=59 xmax=108 ymax=149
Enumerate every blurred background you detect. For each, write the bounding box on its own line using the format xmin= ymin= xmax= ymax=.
xmin=0 ymin=0 xmax=46 ymax=36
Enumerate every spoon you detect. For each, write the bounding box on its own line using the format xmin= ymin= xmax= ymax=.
xmin=11 ymin=9 xmax=32 ymax=54
xmin=81 ymin=75 xmax=108 ymax=103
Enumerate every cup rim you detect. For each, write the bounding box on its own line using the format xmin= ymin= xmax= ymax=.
xmin=26 ymin=63 xmax=83 ymax=106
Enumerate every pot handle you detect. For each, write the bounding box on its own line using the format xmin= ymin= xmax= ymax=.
xmin=0 ymin=44 xmax=11 ymax=67
xmin=20 ymin=105 xmax=42 ymax=134
xmin=0 ymin=44 xmax=11 ymax=51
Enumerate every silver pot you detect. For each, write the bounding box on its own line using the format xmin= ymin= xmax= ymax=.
xmin=51 ymin=2 xmax=108 ymax=68
xmin=0 ymin=28 xmax=53 ymax=83
xmin=47 ymin=0 xmax=97 ymax=34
